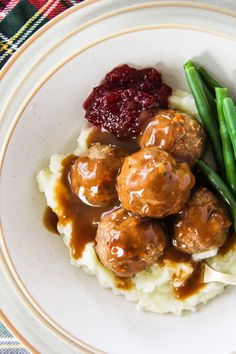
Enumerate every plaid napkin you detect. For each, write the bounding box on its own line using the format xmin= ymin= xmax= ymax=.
xmin=0 ymin=0 xmax=84 ymax=68
xmin=0 ymin=322 xmax=29 ymax=353
xmin=0 ymin=0 xmax=84 ymax=350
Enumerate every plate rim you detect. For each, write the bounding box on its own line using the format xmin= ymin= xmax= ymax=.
xmin=1 ymin=1 xmax=236 ymax=130
xmin=0 ymin=310 xmax=40 ymax=354
xmin=1 ymin=0 xmax=236 ymax=81
xmin=1 ymin=3 xmax=236 ymax=354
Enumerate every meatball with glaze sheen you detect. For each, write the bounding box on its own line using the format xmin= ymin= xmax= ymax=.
xmin=173 ymin=187 xmax=232 ymax=254
xmin=139 ymin=109 xmax=206 ymax=166
xmin=70 ymin=143 xmax=124 ymax=206
xmin=117 ymin=146 xmax=195 ymax=218
xmin=95 ymin=207 xmax=166 ymax=277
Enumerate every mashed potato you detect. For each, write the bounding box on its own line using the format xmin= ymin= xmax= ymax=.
xmin=37 ymin=90 xmax=236 ymax=315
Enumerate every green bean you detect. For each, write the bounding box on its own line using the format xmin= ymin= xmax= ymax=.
xmin=198 ymin=66 xmax=222 ymax=94
xmin=223 ymin=97 xmax=236 ymax=159
xmin=216 ymin=88 xmax=236 ymax=194
xmin=197 ymin=160 xmax=236 ymax=230
xmin=197 ymin=67 xmax=219 ymax=123
xmin=202 ymin=80 xmax=217 ymax=119
xmin=184 ymin=61 xmax=225 ymax=177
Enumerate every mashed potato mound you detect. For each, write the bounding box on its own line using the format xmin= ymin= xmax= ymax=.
xmin=37 ymin=90 xmax=236 ymax=315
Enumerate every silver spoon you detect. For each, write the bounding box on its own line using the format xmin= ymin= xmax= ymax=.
xmin=204 ymin=262 xmax=236 ymax=286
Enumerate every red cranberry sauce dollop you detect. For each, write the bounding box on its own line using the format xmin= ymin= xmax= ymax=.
xmin=83 ymin=64 xmax=172 ymax=139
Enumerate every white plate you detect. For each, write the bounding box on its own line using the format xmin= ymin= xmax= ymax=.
xmin=1 ymin=1 xmax=236 ymax=353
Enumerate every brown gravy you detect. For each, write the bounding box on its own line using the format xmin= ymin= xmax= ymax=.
xmin=87 ymin=127 xmax=139 ymax=154
xmin=43 ymin=206 xmax=59 ymax=234
xmin=158 ymin=239 xmax=206 ymax=299
xmin=158 ymin=241 xmax=192 ymax=265
xmin=43 ymin=127 xmax=233 ymax=299
xmin=173 ymin=262 xmax=205 ymax=300
xmin=50 ymin=128 xmax=137 ymax=260
xmin=53 ymin=154 xmax=119 ymax=259
xmin=115 ymin=276 xmax=133 ymax=290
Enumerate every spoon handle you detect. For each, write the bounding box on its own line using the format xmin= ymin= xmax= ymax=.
xmin=204 ymin=263 xmax=236 ymax=286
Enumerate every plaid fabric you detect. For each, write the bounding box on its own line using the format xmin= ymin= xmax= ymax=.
xmin=0 ymin=322 xmax=29 ymax=353
xmin=0 ymin=0 xmax=84 ymax=68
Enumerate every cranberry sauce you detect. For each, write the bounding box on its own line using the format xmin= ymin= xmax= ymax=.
xmin=83 ymin=64 xmax=172 ymax=139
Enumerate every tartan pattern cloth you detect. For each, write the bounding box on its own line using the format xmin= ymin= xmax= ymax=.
xmin=0 ymin=0 xmax=85 ymax=350
xmin=0 ymin=322 xmax=29 ymax=353
xmin=0 ymin=0 xmax=84 ymax=68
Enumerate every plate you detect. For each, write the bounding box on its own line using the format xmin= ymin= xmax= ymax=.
xmin=1 ymin=1 xmax=236 ymax=353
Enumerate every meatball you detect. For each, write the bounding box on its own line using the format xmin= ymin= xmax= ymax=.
xmin=173 ymin=187 xmax=232 ymax=254
xmin=117 ymin=146 xmax=195 ymax=218
xmin=139 ymin=109 xmax=206 ymax=166
xmin=95 ymin=207 xmax=166 ymax=277
xmin=70 ymin=143 xmax=123 ymax=206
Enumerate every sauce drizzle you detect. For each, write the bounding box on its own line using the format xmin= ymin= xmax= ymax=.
xmin=158 ymin=239 xmax=206 ymax=299
xmin=43 ymin=206 xmax=59 ymax=234
xmin=115 ymin=276 xmax=133 ymax=290
xmin=157 ymin=240 xmax=192 ymax=265
xmin=87 ymin=127 xmax=139 ymax=154
xmin=43 ymin=127 xmax=233 ymax=299
xmin=173 ymin=262 xmax=205 ymax=300
xmin=54 ymin=154 xmax=118 ymax=259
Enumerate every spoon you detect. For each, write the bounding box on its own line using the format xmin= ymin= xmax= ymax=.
xmin=204 ymin=262 xmax=236 ymax=285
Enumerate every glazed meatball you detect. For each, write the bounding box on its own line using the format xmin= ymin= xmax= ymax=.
xmin=139 ymin=109 xmax=206 ymax=166
xmin=95 ymin=208 xmax=166 ymax=277
xmin=70 ymin=143 xmax=123 ymax=206
xmin=117 ymin=146 xmax=195 ymax=218
xmin=173 ymin=187 xmax=232 ymax=254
